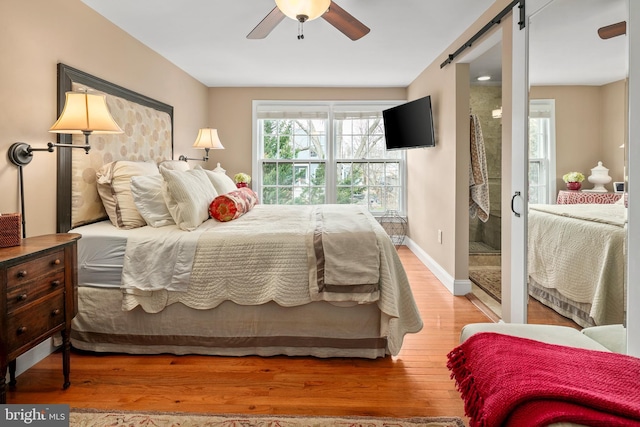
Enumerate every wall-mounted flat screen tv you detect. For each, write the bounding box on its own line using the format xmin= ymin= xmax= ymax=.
xmin=383 ymin=96 xmax=436 ymax=150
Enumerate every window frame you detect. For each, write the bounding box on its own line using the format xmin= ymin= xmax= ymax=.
xmin=252 ymin=100 xmax=407 ymax=215
xmin=528 ymin=99 xmax=557 ymax=204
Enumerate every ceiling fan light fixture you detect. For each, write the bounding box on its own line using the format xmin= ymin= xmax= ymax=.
xmin=275 ymin=0 xmax=331 ymax=22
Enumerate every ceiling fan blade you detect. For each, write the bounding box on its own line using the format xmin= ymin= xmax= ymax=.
xmin=247 ymin=6 xmax=285 ymax=39
xmin=322 ymin=1 xmax=370 ymax=41
xmin=598 ymin=21 xmax=626 ymax=40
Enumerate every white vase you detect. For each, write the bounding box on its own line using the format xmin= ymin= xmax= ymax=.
xmin=587 ymin=161 xmax=612 ymax=192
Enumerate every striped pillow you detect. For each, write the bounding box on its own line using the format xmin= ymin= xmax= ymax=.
xmin=161 ymin=168 xmax=218 ymax=230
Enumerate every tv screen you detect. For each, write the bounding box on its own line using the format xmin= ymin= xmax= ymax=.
xmin=383 ymin=96 xmax=435 ymax=150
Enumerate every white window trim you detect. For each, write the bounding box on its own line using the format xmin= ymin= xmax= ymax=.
xmin=252 ymin=100 xmax=408 ymax=215
xmin=529 ymin=99 xmax=557 ymax=204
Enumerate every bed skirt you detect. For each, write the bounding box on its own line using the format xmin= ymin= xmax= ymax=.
xmin=528 ymin=278 xmax=596 ymax=328
xmin=71 ymin=287 xmax=389 ymax=359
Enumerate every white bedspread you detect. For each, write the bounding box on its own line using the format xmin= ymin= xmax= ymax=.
xmin=120 ymin=204 xmax=422 ymax=355
xmin=528 ymin=204 xmax=626 ymax=325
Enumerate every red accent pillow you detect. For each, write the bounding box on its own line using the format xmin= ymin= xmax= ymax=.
xmin=209 ymin=187 xmax=259 ymax=222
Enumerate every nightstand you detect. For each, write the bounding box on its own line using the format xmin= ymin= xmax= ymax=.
xmin=556 ymin=190 xmax=622 ymax=204
xmin=0 ymin=233 xmax=80 ymax=404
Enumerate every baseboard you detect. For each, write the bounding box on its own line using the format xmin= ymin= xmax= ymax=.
xmin=404 ymin=237 xmax=472 ymax=296
xmin=5 ymin=339 xmax=56 ymax=382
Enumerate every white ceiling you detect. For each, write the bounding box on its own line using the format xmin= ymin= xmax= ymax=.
xmin=81 ymin=0 xmax=495 ymax=87
xmin=528 ymin=0 xmax=627 ymax=86
xmin=81 ymin=0 xmax=628 ymax=88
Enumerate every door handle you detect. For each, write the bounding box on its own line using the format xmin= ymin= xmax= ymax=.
xmin=511 ymin=191 xmax=522 ymax=217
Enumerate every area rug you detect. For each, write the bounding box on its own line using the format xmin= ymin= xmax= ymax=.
xmin=69 ymin=409 xmax=466 ymax=427
xmin=469 ymin=266 xmax=501 ymax=303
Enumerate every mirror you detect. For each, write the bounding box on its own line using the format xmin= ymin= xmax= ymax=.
xmin=526 ymin=0 xmax=628 ymax=339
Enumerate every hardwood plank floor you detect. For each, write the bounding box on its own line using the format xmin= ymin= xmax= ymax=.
xmin=7 ymin=246 xmax=573 ymax=422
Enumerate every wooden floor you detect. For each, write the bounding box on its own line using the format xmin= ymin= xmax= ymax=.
xmin=7 ymin=246 xmax=577 ymax=422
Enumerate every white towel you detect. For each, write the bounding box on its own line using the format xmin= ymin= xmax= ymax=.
xmin=469 ymin=114 xmax=490 ymax=222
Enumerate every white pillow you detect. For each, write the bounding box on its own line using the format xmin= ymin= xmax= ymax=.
xmin=131 ymin=175 xmax=175 ymax=227
xmin=161 ymin=168 xmax=218 ymax=231
xmin=97 ymin=160 xmax=160 ymax=229
xmin=159 ymin=160 xmax=191 ymax=173
xmin=194 ymin=165 xmax=237 ymax=195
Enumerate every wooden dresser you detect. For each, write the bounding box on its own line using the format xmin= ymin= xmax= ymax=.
xmin=0 ymin=233 xmax=80 ymax=404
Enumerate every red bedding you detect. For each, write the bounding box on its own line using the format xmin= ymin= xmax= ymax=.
xmin=447 ymin=332 xmax=640 ymax=427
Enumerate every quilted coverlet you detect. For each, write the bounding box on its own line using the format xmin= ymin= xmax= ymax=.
xmin=528 ymin=203 xmax=626 ymax=325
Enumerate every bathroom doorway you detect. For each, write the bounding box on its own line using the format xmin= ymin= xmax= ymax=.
xmin=468 ymin=42 xmax=502 ymax=318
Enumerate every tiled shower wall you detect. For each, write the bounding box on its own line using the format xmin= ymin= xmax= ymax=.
xmin=469 ymin=84 xmax=502 ymax=251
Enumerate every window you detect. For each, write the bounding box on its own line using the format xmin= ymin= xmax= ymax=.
xmin=253 ymin=102 xmax=405 ymax=214
xmin=528 ymin=99 xmax=556 ymax=204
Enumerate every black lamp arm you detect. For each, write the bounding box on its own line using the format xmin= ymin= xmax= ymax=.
xmin=8 ymin=141 xmax=91 ymax=167
xmin=48 ymin=142 xmax=91 ymax=154
xmin=26 ymin=143 xmax=55 ymax=153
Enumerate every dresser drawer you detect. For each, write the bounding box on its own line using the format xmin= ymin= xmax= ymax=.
xmin=6 ymin=271 xmax=65 ymax=314
xmin=6 ymin=250 xmax=64 ymax=289
xmin=6 ymin=292 xmax=65 ymax=355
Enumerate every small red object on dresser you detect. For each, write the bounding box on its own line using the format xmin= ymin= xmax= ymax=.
xmin=0 ymin=213 xmax=22 ymax=247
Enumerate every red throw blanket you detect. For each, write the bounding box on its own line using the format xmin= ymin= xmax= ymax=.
xmin=447 ymin=332 xmax=640 ymax=427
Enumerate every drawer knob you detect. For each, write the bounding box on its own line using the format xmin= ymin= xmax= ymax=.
xmin=51 ymin=280 xmax=61 ymax=287
xmin=17 ymin=270 xmax=27 ymax=278
xmin=16 ymin=326 xmax=27 ymax=335
xmin=51 ymin=308 xmax=61 ymax=317
xmin=53 ymin=259 xmax=61 ymax=266
xmin=17 ymin=293 xmax=28 ymax=302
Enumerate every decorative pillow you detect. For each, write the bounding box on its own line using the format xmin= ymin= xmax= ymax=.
xmin=209 ymin=187 xmax=259 ymax=222
xmin=158 ymin=159 xmax=191 ymax=173
xmin=194 ymin=165 xmax=237 ymax=195
xmin=131 ymin=175 xmax=175 ymax=227
xmin=161 ymin=168 xmax=218 ymax=231
xmin=97 ymin=160 xmax=160 ymax=229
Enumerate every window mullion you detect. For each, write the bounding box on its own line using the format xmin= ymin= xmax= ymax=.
xmin=326 ymin=107 xmax=336 ymax=204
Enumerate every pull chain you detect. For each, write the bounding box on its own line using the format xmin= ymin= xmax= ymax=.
xmin=298 ymin=20 xmax=304 ymax=40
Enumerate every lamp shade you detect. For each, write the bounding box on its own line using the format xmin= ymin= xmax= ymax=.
xmin=49 ymin=91 xmax=123 ymax=134
xmin=193 ymin=128 xmax=224 ymax=150
xmin=275 ymin=0 xmax=331 ymax=21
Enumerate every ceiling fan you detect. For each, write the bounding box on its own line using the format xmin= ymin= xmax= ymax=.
xmin=598 ymin=21 xmax=626 ymax=39
xmin=247 ymin=0 xmax=370 ymax=41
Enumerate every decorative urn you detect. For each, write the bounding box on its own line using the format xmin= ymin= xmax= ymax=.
xmin=587 ymin=161 xmax=612 ymax=193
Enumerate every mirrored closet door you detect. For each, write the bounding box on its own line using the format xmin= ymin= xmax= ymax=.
xmin=526 ymin=0 xmax=629 ymax=344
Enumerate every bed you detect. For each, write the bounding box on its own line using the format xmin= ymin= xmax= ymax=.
xmin=54 ymin=64 xmax=423 ymax=359
xmin=527 ymin=202 xmax=627 ymax=328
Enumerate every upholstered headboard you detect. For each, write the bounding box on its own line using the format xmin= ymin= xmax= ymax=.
xmin=55 ymin=64 xmax=174 ymax=233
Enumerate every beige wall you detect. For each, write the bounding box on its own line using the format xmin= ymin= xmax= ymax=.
xmin=406 ymin=0 xmax=514 ymax=282
xmin=530 ymin=80 xmax=626 ymax=193
xmin=206 ymin=87 xmax=407 ymax=180
xmin=601 ymin=80 xmax=627 ymax=183
xmin=0 ymin=0 xmax=209 ymax=237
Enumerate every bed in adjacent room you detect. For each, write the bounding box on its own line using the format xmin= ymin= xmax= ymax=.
xmin=527 ymin=202 xmax=626 ymax=328
xmin=54 ymin=64 xmax=423 ymax=359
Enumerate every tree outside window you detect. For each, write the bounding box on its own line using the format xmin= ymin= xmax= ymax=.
xmin=255 ymin=103 xmax=405 ymax=214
